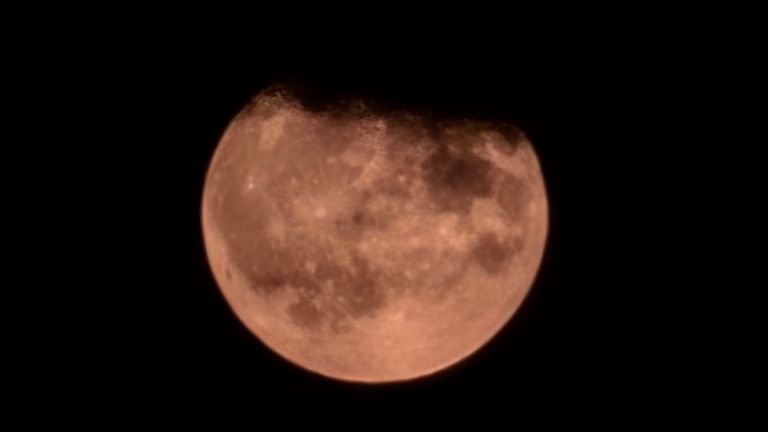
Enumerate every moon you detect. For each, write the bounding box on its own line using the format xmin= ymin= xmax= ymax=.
xmin=201 ymin=90 xmax=548 ymax=383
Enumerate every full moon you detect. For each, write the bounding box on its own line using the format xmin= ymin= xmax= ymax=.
xmin=202 ymin=90 xmax=548 ymax=383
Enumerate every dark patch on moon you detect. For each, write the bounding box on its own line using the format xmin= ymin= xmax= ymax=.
xmin=441 ymin=263 xmax=470 ymax=289
xmin=336 ymin=254 xmax=386 ymax=319
xmin=287 ymin=299 xmax=323 ymax=328
xmin=245 ymin=238 xmax=386 ymax=332
xmin=225 ymin=268 xmax=232 ymax=281
xmin=494 ymin=124 xmax=527 ymax=154
xmin=470 ymin=233 xmax=511 ymax=275
xmin=334 ymin=200 xmax=391 ymax=240
xmin=497 ymin=174 xmax=531 ymax=219
xmin=421 ymin=143 xmax=494 ymax=213
xmin=249 ymin=269 xmax=293 ymax=294
xmin=351 ymin=210 xmax=364 ymax=224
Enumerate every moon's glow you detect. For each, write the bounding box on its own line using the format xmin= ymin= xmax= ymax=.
xmin=202 ymin=91 xmax=548 ymax=382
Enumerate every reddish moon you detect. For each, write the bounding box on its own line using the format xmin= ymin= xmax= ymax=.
xmin=202 ymin=91 xmax=548 ymax=383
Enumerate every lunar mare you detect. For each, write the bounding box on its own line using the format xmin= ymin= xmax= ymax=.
xmin=202 ymin=91 xmax=548 ymax=382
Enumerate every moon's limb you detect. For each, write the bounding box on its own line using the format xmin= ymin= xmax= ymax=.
xmin=202 ymin=91 xmax=548 ymax=382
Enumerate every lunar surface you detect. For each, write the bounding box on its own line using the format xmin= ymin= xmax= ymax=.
xmin=202 ymin=90 xmax=548 ymax=382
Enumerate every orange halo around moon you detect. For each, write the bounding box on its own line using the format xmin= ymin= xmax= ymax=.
xmin=201 ymin=91 xmax=548 ymax=383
